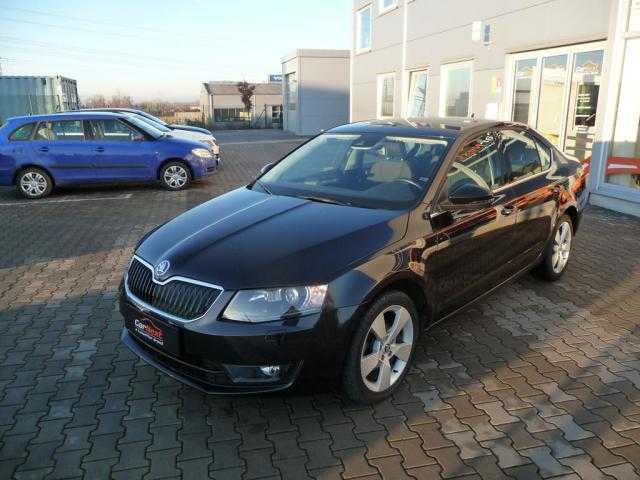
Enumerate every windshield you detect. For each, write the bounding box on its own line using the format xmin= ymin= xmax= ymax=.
xmin=130 ymin=114 xmax=171 ymax=132
xmin=139 ymin=111 xmax=169 ymax=127
xmin=125 ymin=115 xmax=164 ymax=139
xmin=258 ymin=132 xmax=452 ymax=210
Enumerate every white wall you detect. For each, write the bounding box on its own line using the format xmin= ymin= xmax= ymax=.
xmin=352 ymin=0 xmax=613 ymax=121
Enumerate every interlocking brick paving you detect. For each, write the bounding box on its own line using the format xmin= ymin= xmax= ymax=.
xmin=1 ymin=129 xmax=639 ymax=479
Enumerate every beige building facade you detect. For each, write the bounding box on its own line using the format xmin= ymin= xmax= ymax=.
xmin=200 ymin=81 xmax=283 ymax=129
xmin=351 ymin=0 xmax=640 ymax=216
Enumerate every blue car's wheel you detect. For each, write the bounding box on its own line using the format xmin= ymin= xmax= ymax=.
xmin=17 ymin=167 xmax=53 ymax=199
xmin=160 ymin=162 xmax=191 ymax=191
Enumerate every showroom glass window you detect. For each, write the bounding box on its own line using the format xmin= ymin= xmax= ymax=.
xmin=440 ymin=62 xmax=472 ymax=117
xmin=34 ymin=121 xmax=84 ymax=141
xmin=537 ymin=54 xmax=568 ymax=146
xmin=356 ymin=5 xmax=372 ymax=52
xmin=507 ymin=44 xmax=604 ymax=159
xmin=512 ymin=59 xmax=537 ymax=124
xmin=407 ymin=70 xmax=428 ymax=117
xmin=607 ymin=31 xmax=640 ymax=191
xmin=377 ymin=73 xmax=395 ymax=118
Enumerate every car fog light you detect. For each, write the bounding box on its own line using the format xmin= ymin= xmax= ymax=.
xmin=259 ymin=365 xmax=281 ymax=377
xmin=224 ymin=364 xmax=288 ymax=383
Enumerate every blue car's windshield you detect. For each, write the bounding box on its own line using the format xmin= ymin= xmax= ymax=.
xmin=130 ymin=114 xmax=171 ymax=133
xmin=258 ymin=132 xmax=452 ymax=210
xmin=137 ymin=111 xmax=169 ymax=127
xmin=125 ymin=115 xmax=164 ymax=139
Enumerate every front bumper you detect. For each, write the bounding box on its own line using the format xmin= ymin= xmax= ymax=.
xmin=119 ymin=287 xmax=357 ymax=394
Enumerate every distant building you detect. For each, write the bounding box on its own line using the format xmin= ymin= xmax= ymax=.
xmin=200 ymin=81 xmax=283 ymax=129
xmin=281 ymin=49 xmax=350 ymax=136
xmin=0 ymin=76 xmax=79 ymax=124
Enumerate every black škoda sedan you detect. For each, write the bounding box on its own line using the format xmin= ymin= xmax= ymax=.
xmin=119 ymin=118 xmax=588 ymax=403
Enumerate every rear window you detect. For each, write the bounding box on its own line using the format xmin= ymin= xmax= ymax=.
xmin=9 ymin=123 xmax=35 ymax=141
xmin=34 ymin=121 xmax=85 ymax=141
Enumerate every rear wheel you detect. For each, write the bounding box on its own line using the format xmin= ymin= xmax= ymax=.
xmin=534 ymin=214 xmax=573 ymax=281
xmin=342 ymin=291 xmax=418 ymax=404
xmin=17 ymin=167 xmax=53 ymax=199
xmin=160 ymin=161 xmax=191 ymax=191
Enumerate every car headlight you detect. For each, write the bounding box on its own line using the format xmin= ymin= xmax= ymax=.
xmin=223 ymin=285 xmax=328 ymax=323
xmin=191 ymin=148 xmax=214 ymax=158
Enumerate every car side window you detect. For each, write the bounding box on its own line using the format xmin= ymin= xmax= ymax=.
xmin=527 ymin=132 xmax=552 ymax=170
xmin=500 ymin=129 xmax=543 ymax=183
xmin=34 ymin=121 xmax=85 ymax=141
xmin=9 ymin=123 xmax=35 ymax=141
xmin=89 ymin=119 xmax=143 ymax=142
xmin=445 ymin=131 xmax=503 ymax=194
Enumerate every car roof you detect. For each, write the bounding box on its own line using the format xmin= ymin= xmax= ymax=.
xmin=7 ymin=111 xmax=128 ymax=123
xmin=76 ymin=107 xmax=142 ymax=114
xmin=328 ymin=117 xmax=517 ymax=139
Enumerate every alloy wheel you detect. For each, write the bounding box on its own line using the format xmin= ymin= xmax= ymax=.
xmin=20 ymin=172 xmax=48 ymax=197
xmin=552 ymin=221 xmax=572 ymax=273
xmin=360 ymin=305 xmax=414 ymax=392
xmin=164 ymin=165 xmax=188 ymax=188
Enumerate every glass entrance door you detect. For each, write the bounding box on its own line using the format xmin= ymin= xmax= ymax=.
xmin=507 ymin=42 xmax=604 ymax=161
xmin=564 ymin=50 xmax=604 ymax=160
xmin=537 ymin=54 xmax=568 ymax=147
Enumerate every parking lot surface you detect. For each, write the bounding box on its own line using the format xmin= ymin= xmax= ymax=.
xmin=1 ymin=129 xmax=640 ymax=479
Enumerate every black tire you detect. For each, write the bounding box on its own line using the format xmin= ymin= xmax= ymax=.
xmin=160 ymin=161 xmax=192 ymax=191
xmin=342 ymin=291 xmax=419 ymax=404
xmin=16 ymin=167 xmax=53 ymax=199
xmin=533 ymin=214 xmax=574 ymax=281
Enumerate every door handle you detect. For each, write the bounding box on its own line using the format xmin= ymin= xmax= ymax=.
xmin=501 ymin=206 xmax=515 ymax=216
xmin=94 ymin=147 xmax=105 ymax=153
xmin=38 ymin=146 xmax=49 ymax=152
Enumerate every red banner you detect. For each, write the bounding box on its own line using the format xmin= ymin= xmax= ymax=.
xmin=582 ymin=156 xmax=640 ymax=176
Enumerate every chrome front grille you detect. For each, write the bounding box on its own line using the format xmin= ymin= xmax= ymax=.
xmin=126 ymin=258 xmax=222 ymax=320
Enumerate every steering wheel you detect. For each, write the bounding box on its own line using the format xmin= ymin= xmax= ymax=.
xmin=394 ymin=178 xmax=423 ymax=191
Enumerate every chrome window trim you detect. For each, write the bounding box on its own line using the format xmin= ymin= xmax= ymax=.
xmin=124 ymin=255 xmax=224 ymax=323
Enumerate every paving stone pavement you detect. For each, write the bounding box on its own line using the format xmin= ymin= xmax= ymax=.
xmin=1 ymin=130 xmax=640 ymax=479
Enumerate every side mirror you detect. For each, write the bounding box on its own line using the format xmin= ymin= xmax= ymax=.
xmin=446 ymin=183 xmax=494 ymax=207
xmin=260 ymin=162 xmax=275 ymax=174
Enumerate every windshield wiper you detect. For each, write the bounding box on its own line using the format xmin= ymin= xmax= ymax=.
xmin=254 ymin=180 xmax=272 ymax=195
xmin=299 ymin=195 xmax=352 ymax=206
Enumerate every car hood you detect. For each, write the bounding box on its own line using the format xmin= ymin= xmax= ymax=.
xmin=136 ymin=187 xmax=409 ymax=289
xmin=169 ymin=129 xmax=215 ymax=143
xmin=170 ymin=124 xmax=212 ymax=135
xmin=156 ymin=135 xmax=206 ymax=150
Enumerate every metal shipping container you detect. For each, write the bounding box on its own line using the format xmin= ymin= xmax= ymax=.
xmin=0 ymin=76 xmax=80 ymax=125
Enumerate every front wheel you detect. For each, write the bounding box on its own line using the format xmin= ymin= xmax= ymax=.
xmin=534 ymin=214 xmax=573 ymax=281
xmin=342 ymin=291 xmax=418 ymax=404
xmin=160 ymin=162 xmax=191 ymax=191
xmin=17 ymin=167 xmax=53 ymax=199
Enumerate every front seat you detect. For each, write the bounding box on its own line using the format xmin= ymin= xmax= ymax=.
xmin=369 ymin=142 xmax=413 ymax=182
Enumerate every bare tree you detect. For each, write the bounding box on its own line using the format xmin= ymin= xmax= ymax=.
xmin=109 ymin=93 xmax=133 ymax=108
xmin=84 ymin=94 xmax=107 ymax=108
xmin=237 ymin=81 xmax=256 ymax=118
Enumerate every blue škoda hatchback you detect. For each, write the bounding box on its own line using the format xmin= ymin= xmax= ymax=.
xmin=0 ymin=112 xmax=218 ymax=199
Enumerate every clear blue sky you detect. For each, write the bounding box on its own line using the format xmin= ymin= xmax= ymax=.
xmin=0 ymin=0 xmax=352 ymax=102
